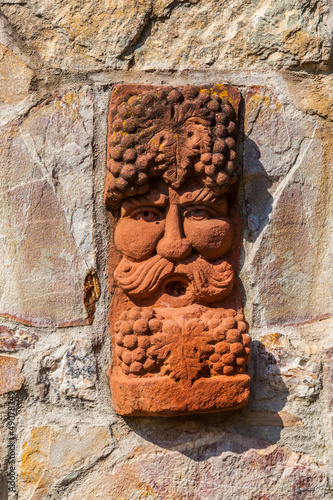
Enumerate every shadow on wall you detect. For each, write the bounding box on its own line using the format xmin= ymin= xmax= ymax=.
xmin=0 ymin=475 xmax=8 ymax=500
xmin=241 ymin=135 xmax=273 ymax=245
xmin=124 ymin=341 xmax=289 ymax=459
xmin=238 ymin=135 xmax=273 ymax=312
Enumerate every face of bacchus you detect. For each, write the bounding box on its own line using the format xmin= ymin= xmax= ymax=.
xmin=113 ymin=177 xmax=235 ymax=308
xmin=105 ymin=86 xmax=252 ymax=417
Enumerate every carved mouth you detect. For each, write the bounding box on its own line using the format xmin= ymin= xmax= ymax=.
xmin=165 ymin=280 xmax=188 ymax=297
xmin=162 ymin=275 xmax=190 ymax=298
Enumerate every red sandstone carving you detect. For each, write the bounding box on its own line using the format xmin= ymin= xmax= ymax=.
xmin=104 ymin=84 xmax=250 ymax=416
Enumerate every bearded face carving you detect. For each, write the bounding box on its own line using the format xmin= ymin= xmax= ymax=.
xmin=104 ymin=84 xmax=250 ymax=416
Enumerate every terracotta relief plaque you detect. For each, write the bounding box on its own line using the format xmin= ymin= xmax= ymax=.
xmin=104 ymin=84 xmax=250 ymax=416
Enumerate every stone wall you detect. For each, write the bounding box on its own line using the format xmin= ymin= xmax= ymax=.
xmin=0 ymin=1 xmax=332 ymax=498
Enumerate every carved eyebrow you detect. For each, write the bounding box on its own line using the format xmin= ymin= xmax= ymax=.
xmin=179 ymin=188 xmax=219 ymax=205
xmin=121 ymin=193 xmax=169 ymax=216
xmin=179 ymin=190 xmax=228 ymax=215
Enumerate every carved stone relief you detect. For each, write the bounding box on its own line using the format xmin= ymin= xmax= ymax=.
xmin=104 ymin=84 xmax=250 ymax=416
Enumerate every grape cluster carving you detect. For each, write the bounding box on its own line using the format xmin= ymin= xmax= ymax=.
xmin=204 ymin=309 xmax=250 ymax=376
xmin=105 ymin=86 xmax=237 ymax=208
xmin=114 ymin=307 xmax=162 ymax=375
xmin=115 ymin=307 xmax=250 ymax=381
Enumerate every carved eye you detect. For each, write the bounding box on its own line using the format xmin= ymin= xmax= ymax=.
xmin=184 ymin=207 xmax=213 ymax=221
xmin=130 ymin=208 xmax=162 ymax=222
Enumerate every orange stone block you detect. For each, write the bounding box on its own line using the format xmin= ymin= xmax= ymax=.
xmin=104 ymin=84 xmax=250 ymax=415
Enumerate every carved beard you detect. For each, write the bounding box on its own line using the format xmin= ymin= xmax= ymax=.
xmin=114 ymin=254 xmax=234 ymax=304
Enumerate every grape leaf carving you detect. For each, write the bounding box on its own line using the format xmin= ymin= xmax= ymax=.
xmin=153 ymin=320 xmax=214 ymax=386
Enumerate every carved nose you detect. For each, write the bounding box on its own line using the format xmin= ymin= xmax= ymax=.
xmin=156 ymin=204 xmax=192 ymax=262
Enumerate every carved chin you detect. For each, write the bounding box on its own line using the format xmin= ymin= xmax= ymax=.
xmin=114 ymin=254 xmax=234 ymax=306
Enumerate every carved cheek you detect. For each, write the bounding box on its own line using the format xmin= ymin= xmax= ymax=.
xmin=184 ymin=217 xmax=234 ymax=260
xmin=114 ymin=219 xmax=165 ymax=261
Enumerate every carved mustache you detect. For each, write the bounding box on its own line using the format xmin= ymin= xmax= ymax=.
xmin=114 ymin=254 xmax=234 ymax=303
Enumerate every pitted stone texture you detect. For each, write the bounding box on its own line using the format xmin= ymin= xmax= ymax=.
xmin=0 ymin=86 xmax=97 ymax=327
xmin=0 ymin=326 xmax=38 ymax=351
xmin=252 ymin=333 xmax=322 ymax=403
xmin=66 ymin=436 xmax=331 ymax=499
xmin=0 ymin=356 xmax=24 ymax=394
xmin=1 ymin=0 xmax=331 ymax=72
xmin=242 ymin=86 xmax=333 ymax=326
xmin=18 ymin=425 xmax=113 ymax=499
xmin=38 ymin=339 xmax=97 ymax=402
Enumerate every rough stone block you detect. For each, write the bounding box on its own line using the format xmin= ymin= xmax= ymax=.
xmin=252 ymin=333 xmax=321 ymax=403
xmin=243 ymin=86 xmax=333 ymax=326
xmin=0 ymin=86 xmax=99 ymax=327
xmin=0 ymin=43 xmax=33 ymax=105
xmin=0 ymin=355 xmax=24 ymax=394
xmin=1 ymin=0 xmax=331 ymax=71
xmin=38 ymin=339 xmax=97 ymax=402
xmin=65 ymin=439 xmax=331 ymax=499
xmin=0 ymin=326 xmax=38 ymax=351
xmin=18 ymin=425 xmax=113 ymax=499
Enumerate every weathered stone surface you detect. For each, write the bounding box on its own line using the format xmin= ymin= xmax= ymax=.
xmin=243 ymin=86 xmax=333 ymax=326
xmin=1 ymin=0 xmax=153 ymax=71
xmin=1 ymin=0 xmax=331 ymax=72
xmin=323 ymin=347 xmax=333 ymax=438
xmin=66 ymin=437 xmax=330 ymax=499
xmin=244 ymin=86 xmax=314 ymax=185
xmin=252 ymin=333 xmax=322 ymax=403
xmin=38 ymin=339 xmax=97 ymax=402
xmin=243 ymin=410 xmax=303 ymax=428
xmin=0 ymin=325 xmax=38 ymax=351
xmin=285 ymin=73 xmax=333 ymax=121
xmin=0 ymin=355 xmax=24 ymax=394
xmin=0 ymin=27 xmax=36 ymax=128
xmin=0 ymin=43 xmax=33 ymax=105
xmin=0 ymin=86 xmax=99 ymax=327
xmin=18 ymin=425 xmax=113 ymax=499
xmin=134 ymin=0 xmax=332 ymax=71
xmin=252 ymin=130 xmax=332 ymax=325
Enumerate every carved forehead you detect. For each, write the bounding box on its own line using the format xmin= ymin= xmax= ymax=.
xmin=104 ymin=85 xmax=240 ymax=211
